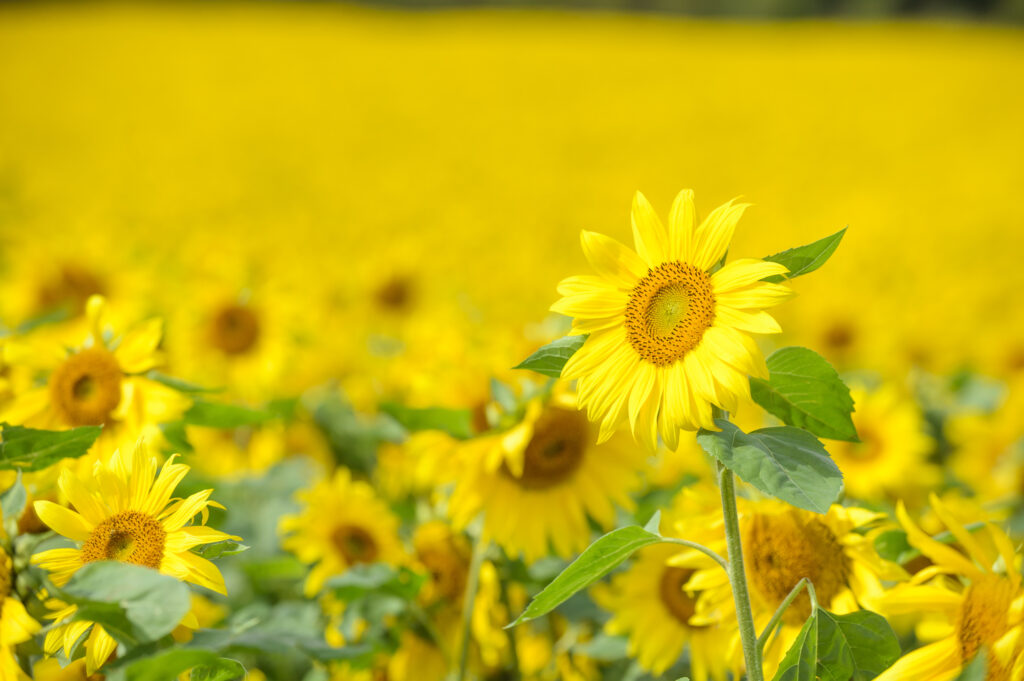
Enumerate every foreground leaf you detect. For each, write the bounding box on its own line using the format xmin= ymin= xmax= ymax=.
xmin=109 ymin=649 xmax=245 ymax=681
xmin=0 ymin=423 xmax=101 ymax=471
xmin=513 ymin=335 xmax=587 ymax=378
xmin=762 ymin=228 xmax=846 ymax=283
xmin=378 ymin=403 xmax=474 ymax=439
xmin=750 ymin=347 xmax=857 ymax=441
xmin=816 ymin=609 xmax=901 ymax=680
xmin=774 ymin=611 xmax=819 ymax=681
xmin=697 ymin=421 xmax=842 ymax=514
xmin=59 ymin=561 xmax=191 ymax=646
xmin=509 ymin=524 xmax=662 ymax=627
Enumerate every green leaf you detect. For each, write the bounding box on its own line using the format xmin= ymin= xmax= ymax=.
xmin=490 ymin=377 xmax=518 ymax=413
xmin=873 ymin=530 xmax=917 ymax=565
xmin=183 ymin=401 xmax=272 ymax=428
xmin=193 ymin=541 xmax=250 ymax=560
xmin=750 ymin=347 xmax=857 ymax=442
xmin=1 ymin=471 xmax=26 ymax=524
xmin=58 ymin=561 xmax=192 ymax=646
xmin=145 ymin=371 xmax=221 ymax=394
xmin=774 ymin=610 xmax=819 ymax=681
xmin=513 ymin=335 xmax=587 ymax=378
xmin=956 ymin=651 xmax=987 ymax=681
xmin=113 ymin=649 xmax=245 ymax=681
xmin=325 ymin=563 xmax=425 ymax=602
xmin=816 ymin=609 xmax=901 ymax=681
xmin=160 ymin=420 xmax=194 ymax=454
xmin=0 ymin=423 xmax=101 ymax=471
xmin=509 ymin=524 xmax=662 ymax=627
xmin=378 ymin=403 xmax=473 ymax=439
xmin=574 ymin=633 xmax=629 ymax=661
xmin=697 ymin=420 xmax=842 ymax=514
xmin=763 ymin=228 xmax=846 ymax=282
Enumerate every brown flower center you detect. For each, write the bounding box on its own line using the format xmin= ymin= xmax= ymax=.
xmin=416 ymin=535 xmax=470 ymax=602
xmin=956 ymin=575 xmax=1017 ymax=679
xmin=375 ymin=275 xmax=414 ymax=312
xmin=81 ymin=511 xmax=167 ymax=568
xmin=625 ymin=261 xmax=715 ymax=366
xmin=49 ymin=347 xmax=123 ymax=426
xmin=209 ymin=304 xmax=260 ymax=355
xmin=504 ymin=407 xmax=588 ymax=490
xmin=331 ymin=524 xmax=379 ymax=565
xmin=744 ymin=512 xmax=850 ymax=623
xmin=659 ymin=567 xmax=708 ymax=629
xmin=36 ymin=264 xmax=106 ymax=315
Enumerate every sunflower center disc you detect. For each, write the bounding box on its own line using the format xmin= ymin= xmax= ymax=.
xmin=81 ymin=511 xmax=167 ymax=569
xmin=331 ymin=524 xmax=380 ymax=565
xmin=659 ymin=566 xmax=709 ymax=629
xmin=956 ymin=575 xmax=1015 ymax=670
xmin=509 ymin=407 xmax=588 ymax=490
xmin=49 ymin=347 xmax=123 ymax=427
xmin=625 ymin=261 xmax=715 ymax=366
xmin=210 ymin=303 xmax=261 ymax=355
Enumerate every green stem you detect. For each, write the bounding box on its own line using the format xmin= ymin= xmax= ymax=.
xmin=756 ymin=577 xmax=809 ymax=655
xmin=457 ymin=535 xmax=487 ymax=681
xmin=661 ymin=537 xmax=729 ymax=573
xmin=718 ymin=459 xmax=764 ymax=681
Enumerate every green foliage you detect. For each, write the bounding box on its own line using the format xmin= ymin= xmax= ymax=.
xmin=513 ymin=335 xmax=587 ymax=378
xmin=325 ymin=563 xmax=426 ymax=602
xmin=0 ymin=471 xmax=26 ymax=536
xmin=145 ymin=371 xmax=221 ymax=394
xmin=309 ymin=390 xmax=404 ymax=473
xmin=774 ymin=607 xmax=901 ymax=681
xmin=956 ymin=651 xmax=987 ymax=681
xmin=108 ymin=649 xmax=245 ymax=681
xmin=697 ymin=420 xmax=842 ymax=514
xmin=872 ymin=529 xmax=917 ymax=565
xmin=58 ymin=561 xmax=192 ymax=646
xmin=750 ymin=347 xmax=858 ymax=442
xmin=184 ymin=400 xmax=273 ymax=428
xmin=194 ymin=541 xmax=251 ymax=560
xmin=509 ymin=523 xmax=663 ymax=627
xmin=0 ymin=423 xmax=101 ymax=471
xmin=378 ymin=402 xmax=474 ymax=439
xmin=762 ymin=228 xmax=846 ymax=283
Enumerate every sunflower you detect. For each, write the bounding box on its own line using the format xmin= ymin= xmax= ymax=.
xmin=825 ymin=383 xmax=937 ymax=505
xmin=0 ymin=516 xmax=40 ymax=681
xmin=551 ymin=190 xmax=792 ymax=450
xmin=280 ymin=468 xmax=405 ymax=596
xmin=593 ymin=484 xmax=736 ymax=679
xmin=672 ymin=495 xmax=901 ymax=676
xmin=875 ymin=495 xmax=1024 ymax=680
xmin=948 ymin=383 xmax=1024 ymax=501
xmin=1 ymin=295 xmax=190 ymax=449
xmin=448 ymin=388 xmax=645 ymax=564
xmin=30 ymin=443 xmax=237 ymax=673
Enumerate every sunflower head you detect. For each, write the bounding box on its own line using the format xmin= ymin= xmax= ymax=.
xmin=552 ymin=190 xmax=793 ymax=450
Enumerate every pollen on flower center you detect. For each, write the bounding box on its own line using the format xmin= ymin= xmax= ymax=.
xmin=331 ymin=524 xmax=379 ymax=565
xmin=625 ymin=261 xmax=715 ymax=366
xmin=209 ymin=303 xmax=261 ymax=355
xmin=81 ymin=511 xmax=167 ymax=569
xmin=659 ymin=566 xmax=708 ymax=629
xmin=505 ymin=407 xmax=588 ymax=490
xmin=956 ymin=575 xmax=1015 ymax=669
xmin=744 ymin=512 xmax=849 ymax=623
xmin=49 ymin=347 xmax=123 ymax=427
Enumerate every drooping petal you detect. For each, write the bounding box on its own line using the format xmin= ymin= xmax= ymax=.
xmin=85 ymin=625 xmax=119 ymax=675
xmin=716 ymin=282 xmax=794 ymax=310
xmin=714 ymin=306 xmax=783 ymax=335
xmin=711 ymin=258 xmax=789 ymax=293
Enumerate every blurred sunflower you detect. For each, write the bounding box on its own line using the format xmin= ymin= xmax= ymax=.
xmin=448 ymin=388 xmax=645 ymax=563
xmin=0 ymin=512 xmax=40 ymax=681
xmin=674 ymin=496 xmax=900 ymax=676
xmin=875 ymin=495 xmax=1024 ymax=680
xmin=948 ymin=384 xmax=1024 ymax=501
xmin=552 ymin=190 xmax=792 ymax=450
xmin=280 ymin=468 xmax=405 ymax=596
xmin=825 ymin=383 xmax=937 ymax=505
xmin=31 ymin=443 xmax=236 ymax=673
xmin=594 ymin=486 xmax=735 ymax=678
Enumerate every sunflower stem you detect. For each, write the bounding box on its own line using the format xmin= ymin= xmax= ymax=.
xmin=756 ymin=577 xmax=809 ymax=655
xmin=457 ymin=533 xmax=488 ymax=681
xmin=713 ymin=409 xmax=764 ymax=681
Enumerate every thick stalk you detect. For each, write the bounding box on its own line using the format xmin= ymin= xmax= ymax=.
xmin=718 ymin=460 xmax=764 ymax=681
xmin=457 ymin=535 xmax=487 ymax=681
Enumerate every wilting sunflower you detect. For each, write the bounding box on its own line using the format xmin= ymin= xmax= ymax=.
xmin=448 ymin=389 xmax=645 ymax=563
xmin=31 ymin=443 xmax=237 ymax=673
xmin=552 ymin=190 xmax=792 ymax=450
xmin=593 ymin=486 xmax=735 ymax=679
xmin=673 ymin=496 xmax=901 ymax=676
xmin=280 ymin=468 xmax=405 ymax=596
xmin=0 ymin=512 xmax=40 ymax=681
xmin=875 ymin=495 xmax=1024 ymax=680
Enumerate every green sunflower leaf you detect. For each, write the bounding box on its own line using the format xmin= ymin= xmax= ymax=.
xmin=378 ymin=402 xmax=474 ymax=439
xmin=183 ymin=401 xmax=273 ymax=428
xmin=750 ymin=347 xmax=858 ymax=442
xmin=697 ymin=421 xmax=842 ymax=514
xmin=58 ymin=561 xmax=192 ymax=646
xmin=145 ymin=371 xmax=222 ymax=394
xmin=325 ymin=563 xmax=426 ymax=602
xmin=513 ymin=335 xmax=588 ymax=378
xmin=762 ymin=228 xmax=846 ymax=283
xmin=956 ymin=651 xmax=988 ymax=681
xmin=816 ymin=609 xmax=901 ymax=680
xmin=194 ymin=540 xmax=250 ymax=561
xmin=508 ymin=524 xmax=662 ymax=628
xmin=107 ymin=649 xmax=245 ymax=681
xmin=0 ymin=423 xmax=101 ymax=471
xmin=774 ymin=610 xmax=819 ymax=681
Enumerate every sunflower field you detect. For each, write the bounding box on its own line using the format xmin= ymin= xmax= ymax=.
xmin=0 ymin=3 xmax=1022 ymax=681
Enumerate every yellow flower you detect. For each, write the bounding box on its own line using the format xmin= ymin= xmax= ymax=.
xmin=280 ymin=468 xmax=405 ymax=596
xmin=30 ymin=443 xmax=237 ymax=673
xmin=0 ymin=516 xmax=40 ymax=681
xmin=875 ymin=495 xmax=1024 ymax=680
xmin=448 ymin=389 xmax=645 ymax=563
xmin=593 ymin=487 xmax=736 ymax=679
xmin=948 ymin=382 xmax=1024 ymax=501
xmin=825 ymin=383 xmax=937 ymax=505
xmin=552 ymin=190 xmax=792 ymax=450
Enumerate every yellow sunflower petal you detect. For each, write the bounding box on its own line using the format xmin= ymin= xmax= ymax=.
xmin=579 ymin=230 xmax=646 ymax=290
xmin=631 ymin=191 xmax=668 ymax=266
xmin=34 ymin=501 xmax=93 ymax=542
xmin=711 ymin=258 xmax=789 ymax=293
xmin=692 ymin=200 xmax=748 ymax=271
xmin=85 ymin=625 xmax=118 ymax=675
xmin=667 ymin=189 xmax=695 ymax=262
xmin=897 ymin=501 xmax=985 ymax=580
xmin=113 ymin=317 xmax=163 ymax=373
